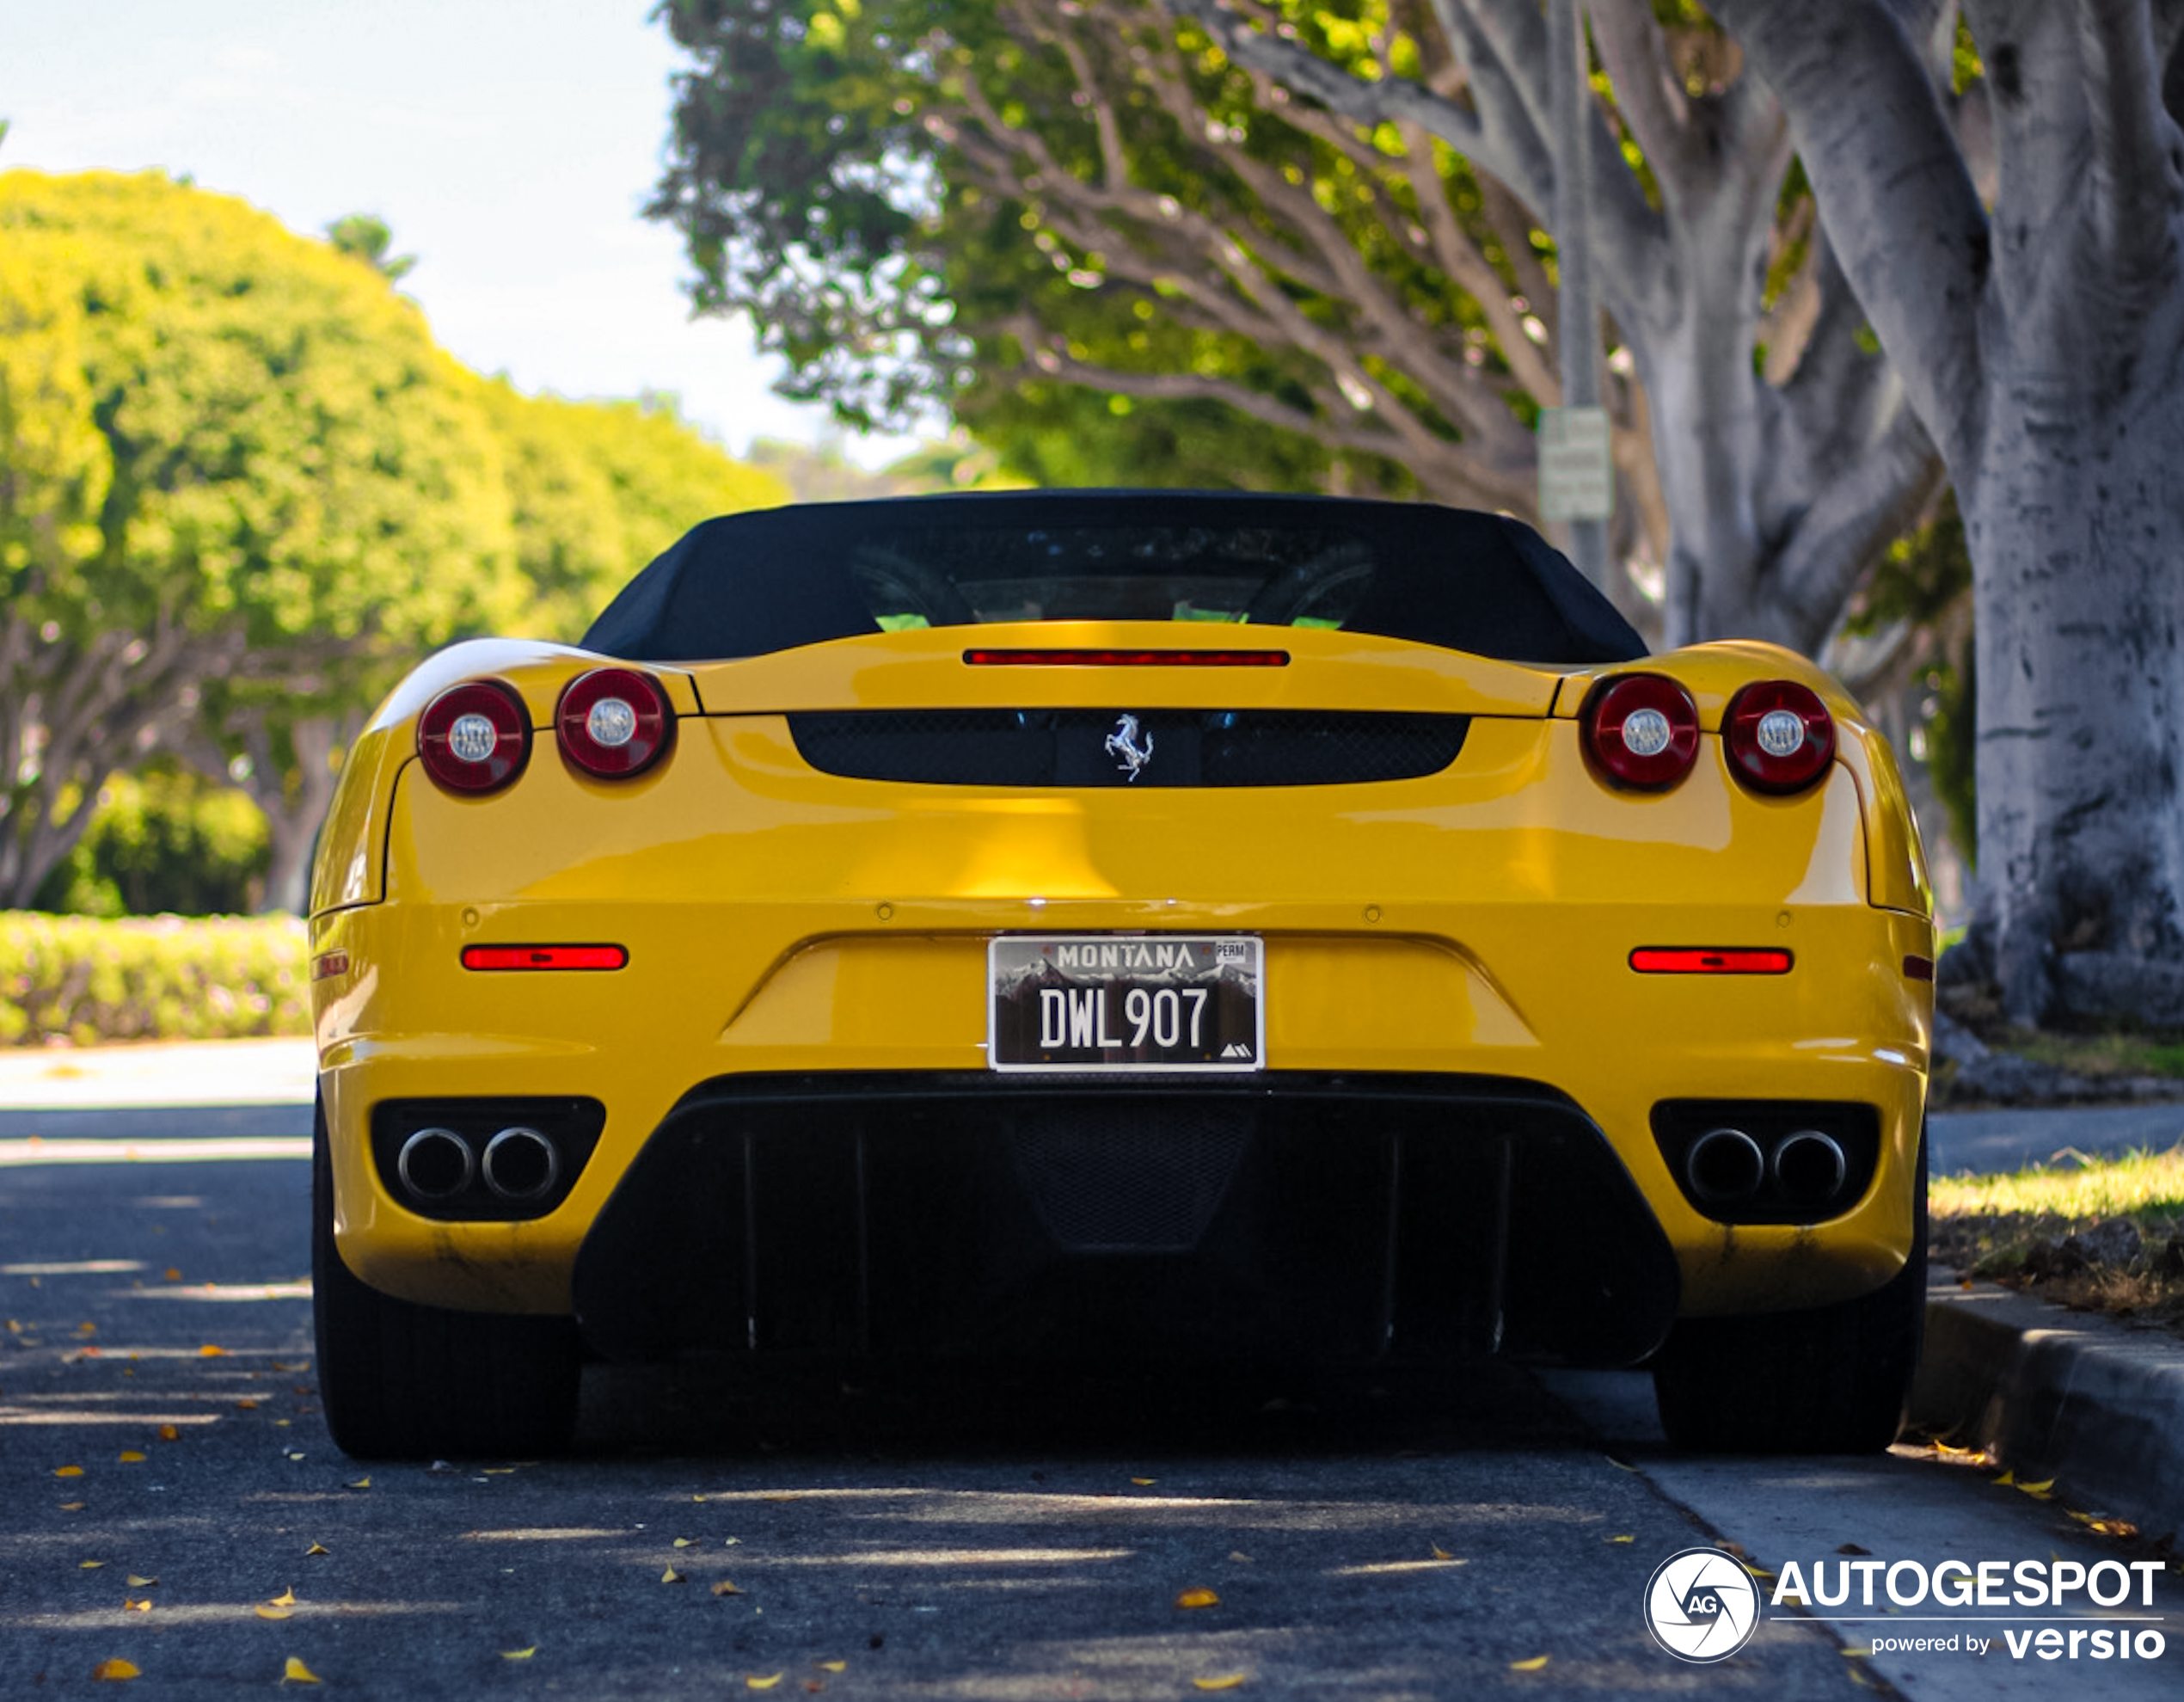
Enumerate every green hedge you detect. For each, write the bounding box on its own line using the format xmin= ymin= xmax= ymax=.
xmin=0 ymin=912 xmax=310 ymax=1047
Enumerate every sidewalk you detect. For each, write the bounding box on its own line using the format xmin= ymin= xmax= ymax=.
xmin=0 ymin=1035 xmax=315 ymax=1109
xmin=1914 ymin=1278 xmax=2184 ymax=1543
xmin=0 ymin=1037 xmax=315 ymax=1140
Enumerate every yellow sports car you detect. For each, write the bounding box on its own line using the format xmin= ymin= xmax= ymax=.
xmin=307 ymin=492 xmax=1934 ymax=1459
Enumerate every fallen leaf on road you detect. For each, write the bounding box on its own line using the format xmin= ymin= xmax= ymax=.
xmin=661 ymin=1568 xmax=686 ymax=1584
xmin=760 ymin=1493 xmax=801 ymax=1502
xmin=91 ymin=1657 xmax=139 ymax=1680
xmin=712 ymin=1581 xmax=744 ymax=1597
xmin=1193 ymin=1677 xmax=1247 ymax=1692
xmin=1431 ymin=1545 xmax=1454 ymax=1561
xmin=268 ymin=1588 xmax=297 ymax=1606
xmin=1175 ymin=1588 xmax=1220 ymax=1609
xmin=1991 ymin=1470 xmax=2015 ymax=1487
xmin=81 ymin=1560 xmax=106 ymax=1570
xmin=59 ymin=1502 xmax=85 ymax=1512
xmin=255 ymin=1607 xmax=292 ymax=1621
xmin=281 ymin=1656 xmax=322 ymax=1684
xmin=746 ymin=1674 xmax=785 ymax=1691
xmin=156 ymin=1426 xmax=178 ymax=1442
xmin=55 ymin=1465 xmax=83 ymax=1478
xmin=818 ymin=1662 xmax=846 ymax=1673
xmin=78 ymin=1321 xmax=96 ymax=1335
xmin=674 ymin=1538 xmax=696 ymax=1548
xmin=126 ymin=1576 xmax=156 ymax=1588
xmin=198 ymin=1345 xmax=226 ymax=1357
xmin=1608 ymin=1535 xmax=1634 ymax=1544
xmin=304 ymin=1545 xmax=328 ymax=1557
xmin=482 ymin=1466 xmax=515 ymax=1475
xmin=118 ymin=1452 xmax=145 ymax=1464
xmin=1132 ymin=1478 xmax=1155 ymax=1485
xmin=501 ymin=1648 xmax=537 ymax=1660
xmin=344 ymin=1478 xmax=369 ymax=1491
xmin=164 ymin=1269 xmax=181 ymax=1281
xmin=1604 ymin=1456 xmax=1636 ymax=1472
xmin=1228 ymin=1551 xmax=1254 ymax=1564
xmin=236 ymin=1399 xmax=259 ymax=1410
xmin=2017 ymin=1479 xmax=2055 ymax=1500
xmin=125 ymin=1599 xmax=151 ymax=1613
xmin=1509 ymin=1656 xmax=1549 ymax=1672
xmin=1840 ymin=1647 xmax=1873 ymax=1658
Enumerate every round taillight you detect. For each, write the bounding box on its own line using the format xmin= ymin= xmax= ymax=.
xmin=1583 ymin=673 xmax=1701 ymax=790
xmin=556 ymin=667 xmax=673 ymax=779
xmin=1723 ymin=680 xmax=1836 ymax=794
xmin=417 ymin=680 xmax=531 ymax=796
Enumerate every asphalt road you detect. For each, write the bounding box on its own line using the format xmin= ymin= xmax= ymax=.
xmin=1 ymin=1132 xmax=2178 ymax=1699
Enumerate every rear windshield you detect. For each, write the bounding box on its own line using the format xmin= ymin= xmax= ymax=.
xmin=582 ymin=493 xmax=1646 ymax=666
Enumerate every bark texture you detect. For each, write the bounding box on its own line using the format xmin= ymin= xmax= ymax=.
xmin=1714 ymin=0 xmax=2184 ymax=1023
xmin=1154 ymin=0 xmax=1946 ymax=649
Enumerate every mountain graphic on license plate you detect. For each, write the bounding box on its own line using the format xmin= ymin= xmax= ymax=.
xmin=988 ymin=936 xmax=1263 ymax=1072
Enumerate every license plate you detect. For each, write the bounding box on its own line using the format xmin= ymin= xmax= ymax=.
xmin=988 ymin=936 xmax=1263 ymax=1072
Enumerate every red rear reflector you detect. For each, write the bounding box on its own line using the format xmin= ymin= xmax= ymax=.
xmin=1629 ymin=948 xmax=1793 ymax=974
xmin=310 ymin=951 xmax=350 ymax=981
xmin=963 ymin=648 xmax=1289 ymax=667
xmin=461 ymin=945 xmax=629 ymax=972
xmin=1904 ymin=955 xmax=1935 ymax=981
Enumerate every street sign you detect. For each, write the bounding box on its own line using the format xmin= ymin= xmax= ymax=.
xmin=1537 ymin=405 xmax=1614 ymax=521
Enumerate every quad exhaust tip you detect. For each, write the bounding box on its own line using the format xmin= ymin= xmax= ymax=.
xmin=1772 ymin=1130 xmax=1847 ymax=1204
xmin=397 ymin=1127 xmax=474 ymax=1200
xmin=482 ymin=1126 xmax=561 ymax=1201
xmin=1685 ymin=1127 xmax=1766 ymax=1202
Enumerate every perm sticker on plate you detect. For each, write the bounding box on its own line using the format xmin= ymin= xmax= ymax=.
xmin=987 ymin=936 xmax=1263 ymax=1072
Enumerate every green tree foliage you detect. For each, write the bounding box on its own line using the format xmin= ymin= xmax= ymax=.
xmin=1846 ymin=495 xmax=1975 ymax=869
xmin=649 ymin=0 xmax=1588 ymax=512
xmin=0 ymin=168 xmax=526 ymax=906
xmin=483 ymin=384 xmax=788 ymax=642
xmin=0 ymin=170 xmax=788 ymax=913
xmin=326 ymin=212 xmax=418 ymax=281
xmin=34 ymin=763 xmax=270 ymax=918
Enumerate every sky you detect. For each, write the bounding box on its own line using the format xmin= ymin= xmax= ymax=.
xmin=0 ymin=0 xmax=917 ymax=465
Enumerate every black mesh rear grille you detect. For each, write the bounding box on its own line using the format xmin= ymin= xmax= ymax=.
xmin=788 ymin=710 xmax=1469 ymax=787
xmin=1010 ymin=1103 xmax=1250 ymax=1250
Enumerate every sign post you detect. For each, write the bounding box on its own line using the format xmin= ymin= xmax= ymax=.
xmin=1537 ymin=404 xmax=1614 ymax=524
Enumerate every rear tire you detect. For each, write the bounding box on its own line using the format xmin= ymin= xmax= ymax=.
xmin=1651 ymin=1127 xmax=1927 ymax=1454
xmin=313 ymin=1091 xmax=581 ymax=1459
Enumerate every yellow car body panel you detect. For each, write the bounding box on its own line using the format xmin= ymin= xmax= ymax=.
xmin=311 ymin=619 xmax=1933 ymax=1338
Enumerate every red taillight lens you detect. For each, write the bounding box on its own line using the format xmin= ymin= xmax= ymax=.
xmin=418 ymin=680 xmax=531 ymax=796
xmin=1723 ymin=680 xmax=1836 ymax=794
xmin=461 ymin=944 xmax=628 ymax=971
xmin=1582 ymin=674 xmax=1700 ymax=790
xmin=963 ymin=648 xmax=1291 ymax=667
xmin=556 ymin=667 xmax=674 ymax=779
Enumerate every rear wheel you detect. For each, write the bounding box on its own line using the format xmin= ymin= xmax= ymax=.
xmin=1651 ymin=1127 xmax=1926 ymax=1454
xmin=313 ymin=1092 xmax=580 ymax=1459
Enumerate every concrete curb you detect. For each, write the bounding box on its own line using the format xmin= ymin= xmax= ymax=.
xmin=1911 ymin=1277 xmax=2184 ymax=1542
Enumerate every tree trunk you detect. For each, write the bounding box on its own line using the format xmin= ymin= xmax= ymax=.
xmin=1967 ymin=384 xmax=2184 ymax=1023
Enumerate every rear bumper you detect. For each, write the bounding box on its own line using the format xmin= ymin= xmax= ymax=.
xmin=566 ymin=1072 xmax=1680 ymax=1369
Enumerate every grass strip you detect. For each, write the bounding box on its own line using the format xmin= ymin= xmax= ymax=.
xmin=1931 ymin=1145 xmax=2184 ymax=1338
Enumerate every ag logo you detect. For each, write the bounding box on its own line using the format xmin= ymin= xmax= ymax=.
xmin=1643 ymin=1546 xmax=1762 ymax=1662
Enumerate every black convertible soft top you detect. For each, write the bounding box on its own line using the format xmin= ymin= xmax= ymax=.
xmin=582 ymin=490 xmax=1646 ymax=667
